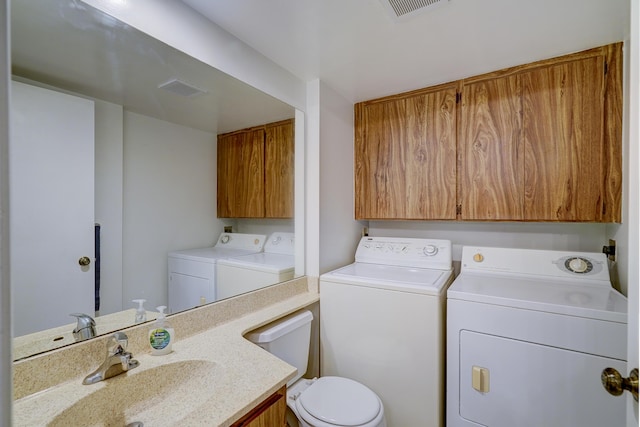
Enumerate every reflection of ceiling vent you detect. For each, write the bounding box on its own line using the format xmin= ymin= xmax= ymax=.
xmin=379 ymin=0 xmax=449 ymax=21
xmin=158 ymin=78 xmax=208 ymax=98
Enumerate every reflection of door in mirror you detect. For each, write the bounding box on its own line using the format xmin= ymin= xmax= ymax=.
xmin=10 ymin=81 xmax=95 ymax=336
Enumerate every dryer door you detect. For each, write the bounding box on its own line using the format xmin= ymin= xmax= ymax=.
xmin=459 ymin=331 xmax=626 ymax=427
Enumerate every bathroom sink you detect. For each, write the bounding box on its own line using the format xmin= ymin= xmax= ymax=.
xmin=47 ymin=360 xmax=217 ymax=427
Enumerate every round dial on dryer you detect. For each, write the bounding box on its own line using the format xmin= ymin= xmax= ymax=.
xmin=566 ymin=257 xmax=593 ymax=274
xmin=423 ymin=245 xmax=438 ymax=256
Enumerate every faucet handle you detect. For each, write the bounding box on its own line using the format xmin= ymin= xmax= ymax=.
xmin=107 ymin=332 xmax=129 ymax=355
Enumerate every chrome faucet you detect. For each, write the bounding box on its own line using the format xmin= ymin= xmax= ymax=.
xmin=83 ymin=332 xmax=139 ymax=385
xmin=70 ymin=313 xmax=96 ymax=342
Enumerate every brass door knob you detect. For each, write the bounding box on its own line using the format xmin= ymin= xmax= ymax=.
xmin=78 ymin=256 xmax=91 ymax=266
xmin=601 ymin=367 xmax=638 ymax=402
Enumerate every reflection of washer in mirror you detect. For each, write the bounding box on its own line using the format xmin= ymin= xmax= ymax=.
xmin=554 ymin=255 xmax=603 ymax=275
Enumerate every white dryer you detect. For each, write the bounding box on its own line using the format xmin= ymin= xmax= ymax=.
xmin=447 ymin=246 xmax=628 ymax=427
xmin=216 ymin=232 xmax=295 ymax=300
xmin=320 ymin=236 xmax=454 ymax=427
xmin=167 ymin=233 xmax=265 ymax=313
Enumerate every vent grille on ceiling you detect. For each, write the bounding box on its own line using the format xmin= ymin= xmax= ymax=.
xmin=380 ymin=0 xmax=449 ymax=20
xmin=158 ymin=78 xmax=208 ymax=98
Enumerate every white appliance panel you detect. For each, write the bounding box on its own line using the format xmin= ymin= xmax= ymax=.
xmin=446 ymin=246 xmax=628 ymax=427
xmin=167 ymin=272 xmax=211 ymax=313
xmin=323 ymin=262 xmax=450 ymax=295
xmin=448 ymin=273 xmax=627 ymax=322
xmin=216 ymin=263 xmax=293 ymax=300
xmin=217 ymin=252 xmax=294 ymax=273
xmin=215 ymin=232 xmax=295 ymax=300
xmin=355 ymin=236 xmax=452 ymax=269
xmin=459 ymin=331 xmax=626 ymax=427
xmin=320 ymin=279 xmax=445 ymax=427
xmin=167 ymin=233 xmax=266 ymax=313
xmin=460 ymin=246 xmax=611 ymax=282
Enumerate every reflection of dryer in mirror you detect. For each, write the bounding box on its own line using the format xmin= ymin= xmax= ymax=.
xmin=216 ymin=232 xmax=295 ymax=300
xmin=167 ymin=233 xmax=266 ymax=313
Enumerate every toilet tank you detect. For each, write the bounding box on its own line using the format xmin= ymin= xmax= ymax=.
xmin=246 ymin=310 xmax=313 ymax=385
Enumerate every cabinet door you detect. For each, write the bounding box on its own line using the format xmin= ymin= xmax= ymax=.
xmin=217 ymin=128 xmax=265 ymax=218
xmin=231 ymin=386 xmax=286 ymax=427
xmin=355 ymin=85 xmax=457 ymax=219
xmin=265 ymin=119 xmax=294 ymax=218
xmin=522 ymin=57 xmax=605 ymax=221
xmin=459 ymin=75 xmax=524 ymax=220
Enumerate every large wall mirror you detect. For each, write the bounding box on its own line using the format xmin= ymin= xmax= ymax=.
xmin=11 ymin=0 xmax=302 ymax=360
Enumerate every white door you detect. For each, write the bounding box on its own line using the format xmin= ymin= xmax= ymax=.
xmin=10 ymin=81 xmax=95 ymax=337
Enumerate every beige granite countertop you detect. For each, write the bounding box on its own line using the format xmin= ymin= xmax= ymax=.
xmin=13 ymin=277 xmax=319 ymax=426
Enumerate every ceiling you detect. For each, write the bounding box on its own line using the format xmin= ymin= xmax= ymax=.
xmin=11 ymin=0 xmax=294 ymax=134
xmin=181 ymin=0 xmax=630 ymax=104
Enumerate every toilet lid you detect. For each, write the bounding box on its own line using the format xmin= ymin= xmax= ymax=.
xmin=297 ymin=377 xmax=381 ymax=426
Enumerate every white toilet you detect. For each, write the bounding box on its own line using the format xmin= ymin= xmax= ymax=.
xmin=247 ymin=310 xmax=387 ymax=427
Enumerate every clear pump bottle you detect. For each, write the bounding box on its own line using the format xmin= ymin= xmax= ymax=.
xmin=132 ymin=299 xmax=147 ymax=323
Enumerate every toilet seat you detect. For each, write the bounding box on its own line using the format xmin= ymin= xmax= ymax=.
xmin=295 ymin=377 xmax=383 ymax=427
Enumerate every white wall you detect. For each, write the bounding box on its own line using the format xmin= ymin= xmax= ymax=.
xmin=318 ymin=81 xmax=367 ymax=274
xmin=306 ymin=81 xmax=320 ymax=277
xmin=0 ymin=0 xmax=11 ymax=423
xmin=122 ymin=112 xmax=221 ymax=311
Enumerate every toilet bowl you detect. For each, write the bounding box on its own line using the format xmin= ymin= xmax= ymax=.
xmin=287 ymin=376 xmax=385 ymax=427
xmin=246 ymin=311 xmax=386 ymax=427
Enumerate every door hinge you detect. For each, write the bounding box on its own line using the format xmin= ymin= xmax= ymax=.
xmin=456 ymin=204 xmax=462 ymax=215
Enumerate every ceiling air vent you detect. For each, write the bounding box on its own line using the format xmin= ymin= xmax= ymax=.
xmin=158 ymin=78 xmax=208 ymax=98
xmin=379 ymin=0 xmax=449 ymax=21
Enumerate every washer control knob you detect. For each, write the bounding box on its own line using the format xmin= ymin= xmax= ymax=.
xmin=568 ymin=257 xmax=589 ymax=273
xmin=473 ymin=253 xmax=484 ymax=263
xmin=423 ymin=245 xmax=438 ymax=256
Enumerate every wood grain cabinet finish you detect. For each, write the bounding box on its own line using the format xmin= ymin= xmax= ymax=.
xmin=230 ymin=386 xmax=287 ymax=427
xmin=355 ymin=83 xmax=458 ymax=220
xmin=217 ymin=119 xmax=294 ymax=219
xmin=265 ymin=120 xmax=295 ymax=218
xmin=355 ymin=42 xmax=622 ymax=222
xmin=460 ymin=43 xmax=622 ymax=222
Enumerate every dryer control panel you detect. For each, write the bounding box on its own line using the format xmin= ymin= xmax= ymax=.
xmin=461 ymin=246 xmax=610 ymax=282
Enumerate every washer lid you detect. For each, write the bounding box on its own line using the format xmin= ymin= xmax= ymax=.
xmin=217 ymin=253 xmax=294 ymax=273
xmin=297 ymin=377 xmax=381 ymax=426
xmin=322 ymin=262 xmax=451 ymax=295
xmin=167 ymin=246 xmax=261 ymax=263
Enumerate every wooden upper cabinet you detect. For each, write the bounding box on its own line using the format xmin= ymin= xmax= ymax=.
xmin=459 ymin=75 xmax=524 ymax=220
xmin=217 ymin=127 xmax=265 ymax=218
xmin=355 ymin=83 xmax=458 ymax=220
xmin=522 ymin=56 xmax=605 ymax=221
xmin=459 ymin=42 xmax=622 ymax=222
xmin=217 ymin=119 xmax=294 ymax=219
xmin=265 ymin=120 xmax=294 ymax=218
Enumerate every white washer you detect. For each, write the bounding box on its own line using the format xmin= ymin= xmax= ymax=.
xmin=447 ymin=246 xmax=628 ymax=427
xmin=167 ymin=233 xmax=265 ymax=313
xmin=320 ymin=236 xmax=454 ymax=427
xmin=216 ymin=232 xmax=295 ymax=300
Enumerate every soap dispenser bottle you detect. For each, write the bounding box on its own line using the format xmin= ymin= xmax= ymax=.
xmin=132 ymin=299 xmax=147 ymax=323
xmin=149 ymin=306 xmax=174 ymax=355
